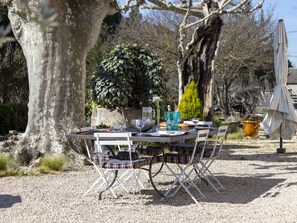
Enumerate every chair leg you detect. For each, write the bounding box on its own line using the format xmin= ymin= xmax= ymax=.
xmin=196 ymin=162 xmax=224 ymax=192
xmin=83 ymin=177 xmax=102 ymax=197
xmin=162 ymin=163 xmax=206 ymax=204
xmin=203 ymin=165 xmax=225 ymax=190
xmin=83 ymin=163 xmax=106 ymax=197
xmin=100 ymin=170 xmax=118 ymax=199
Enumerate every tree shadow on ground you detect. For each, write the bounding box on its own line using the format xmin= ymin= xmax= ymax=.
xmin=0 ymin=194 xmax=22 ymax=208
xmin=141 ymin=175 xmax=285 ymax=206
xmin=220 ymin=144 xmax=297 ymax=163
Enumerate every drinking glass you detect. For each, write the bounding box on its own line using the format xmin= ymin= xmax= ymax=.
xmin=192 ymin=118 xmax=200 ymax=126
xmin=135 ymin=119 xmax=146 ymax=136
xmin=118 ymin=120 xmax=126 ymax=132
xmin=166 ymin=119 xmax=174 ymax=131
xmin=112 ymin=122 xmax=121 ymax=132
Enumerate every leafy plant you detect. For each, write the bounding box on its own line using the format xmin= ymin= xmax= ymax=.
xmin=177 ymin=81 xmax=203 ymax=119
xmin=40 ymin=154 xmax=67 ymax=172
xmin=243 ymin=113 xmax=263 ymax=122
xmin=92 ymin=43 xmax=165 ymax=110
xmin=96 ymin=123 xmax=111 ymax=129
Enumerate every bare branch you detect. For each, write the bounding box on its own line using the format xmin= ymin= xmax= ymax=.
xmin=119 ymin=0 xmax=205 ymax=18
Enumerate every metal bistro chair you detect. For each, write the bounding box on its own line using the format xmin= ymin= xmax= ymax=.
xmin=84 ymin=132 xmax=150 ymax=199
xmin=194 ymin=125 xmax=228 ymax=193
xmin=157 ymin=129 xmax=210 ymax=204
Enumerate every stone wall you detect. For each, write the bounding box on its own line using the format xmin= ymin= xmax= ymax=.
xmin=91 ymin=107 xmax=142 ymax=127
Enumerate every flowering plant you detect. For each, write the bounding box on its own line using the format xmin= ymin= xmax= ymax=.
xmin=152 ymin=96 xmax=162 ymax=126
xmin=242 ymin=113 xmax=263 ymax=122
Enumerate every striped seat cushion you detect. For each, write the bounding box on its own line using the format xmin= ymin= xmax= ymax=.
xmin=91 ymin=153 xmax=113 ymax=165
xmin=170 ymin=144 xmax=218 ymax=158
xmin=157 ymin=153 xmax=198 ymax=164
xmin=116 ymin=151 xmax=139 ymax=160
xmin=170 ymin=143 xmax=195 ymax=155
xmin=136 ymin=145 xmax=163 ymax=156
xmin=102 ymin=157 xmax=150 ymax=169
xmin=203 ymin=148 xmax=218 ymax=158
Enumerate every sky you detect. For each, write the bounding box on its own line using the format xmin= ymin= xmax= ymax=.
xmin=263 ymin=0 xmax=297 ymax=67
xmin=119 ymin=0 xmax=297 ymax=65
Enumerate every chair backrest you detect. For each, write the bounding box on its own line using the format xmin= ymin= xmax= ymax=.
xmin=210 ymin=125 xmax=228 ymax=158
xmin=193 ymin=129 xmax=210 ymax=161
xmin=94 ymin=132 xmax=133 ymax=154
xmin=216 ymin=125 xmax=228 ymax=151
xmin=196 ymin=121 xmax=213 ymax=127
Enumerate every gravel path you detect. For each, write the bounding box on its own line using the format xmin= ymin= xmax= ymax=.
xmin=1 ymin=139 xmax=297 ymax=223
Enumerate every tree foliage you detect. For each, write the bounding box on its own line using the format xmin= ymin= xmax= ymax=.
xmin=214 ymin=11 xmax=274 ymax=115
xmin=0 ymin=3 xmax=28 ymax=104
xmin=92 ymin=43 xmax=165 ymax=110
xmin=106 ymin=10 xmax=180 ymax=104
xmin=178 ymin=81 xmax=202 ymax=119
xmin=86 ymin=12 xmax=122 ymax=102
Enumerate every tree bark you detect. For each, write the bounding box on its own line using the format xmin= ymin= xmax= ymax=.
xmin=180 ymin=14 xmax=223 ymax=120
xmin=7 ymin=0 xmax=116 ymax=155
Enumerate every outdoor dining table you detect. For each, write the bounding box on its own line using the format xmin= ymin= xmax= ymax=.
xmin=66 ymin=127 xmax=218 ymax=197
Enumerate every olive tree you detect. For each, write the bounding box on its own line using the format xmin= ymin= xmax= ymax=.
xmin=0 ymin=0 xmax=264 ymax=162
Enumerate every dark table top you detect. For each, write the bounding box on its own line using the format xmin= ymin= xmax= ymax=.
xmin=66 ymin=127 xmax=218 ymax=143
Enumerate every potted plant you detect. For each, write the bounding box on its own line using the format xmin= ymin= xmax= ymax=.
xmin=242 ymin=114 xmax=262 ymax=137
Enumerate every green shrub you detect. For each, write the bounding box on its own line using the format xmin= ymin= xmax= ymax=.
xmin=0 ymin=103 xmax=28 ymax=135
xmin=213 ymin=114 xmax=223 ymax=126
xmin=85 ymin=103 xmax=97 ymax=125
xmin=178 ymin=81 xmax=203 ymax=119
xmin=40 ymin=154 xmax=67 ymax=172
xmin=92 ymin=43 xmax=165 ymax=110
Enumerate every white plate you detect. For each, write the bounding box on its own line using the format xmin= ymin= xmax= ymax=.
xmin=149 ymin=131 xmax=187 ymax=137
xmin=183 ymin=121 xmax=195 ymax=126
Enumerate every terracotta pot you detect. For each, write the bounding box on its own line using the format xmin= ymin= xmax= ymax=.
xmin=242 ymin=120 xmax=260 ymax=137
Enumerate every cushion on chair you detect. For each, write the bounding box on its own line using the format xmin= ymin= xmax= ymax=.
xmin=90 ymin=153 xmax=113 ymax=165
xmin=102 ymin=157 xmax=150 ymax=169
xmin=136 ymin=145 xmax=163 ymax=156
xmin=157 ymin=153 xmax=198 ymax=164
xmin=196 ymin=144 xmax=219 ymax=158
xmin=116 ymin=151 xmax=139 ymax=160
xmin=170 ymin=143 xmax=194 ymax=155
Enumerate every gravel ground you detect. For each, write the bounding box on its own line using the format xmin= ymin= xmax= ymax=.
xmin=1 ymin=138 xmax=297 ymax=223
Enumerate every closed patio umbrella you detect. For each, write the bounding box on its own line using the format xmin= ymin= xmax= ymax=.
xmin=263 ymin=19 xmax=297 ymax=153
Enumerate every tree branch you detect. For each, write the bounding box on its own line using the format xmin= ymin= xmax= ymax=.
xmin=119 ymin=0 xmax=205 ymax=18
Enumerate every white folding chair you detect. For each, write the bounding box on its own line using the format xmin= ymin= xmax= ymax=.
xmin=84 ymin=132 xmax=150 ymax=198
xmin=194 ymin=125 xmax=228 ymax=193
xmin=158 ymin=129 xmax=210 ymax=204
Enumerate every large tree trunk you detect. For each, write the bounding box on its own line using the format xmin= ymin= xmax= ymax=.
xmin=180 ymin=15 xmax=223 ymax=120
xmin=7 ymin=0 xmax=117 ymax=156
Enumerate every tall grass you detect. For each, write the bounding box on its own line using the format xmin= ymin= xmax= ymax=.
xmin=0 ymin=154 xmax=17 ymax=176
xmin=40 ymin=154 xmax=67 ymax=173
xmin=226 ymin=129 xmax=244 ymax=140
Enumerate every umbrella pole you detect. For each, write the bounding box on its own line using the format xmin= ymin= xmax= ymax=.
xmin=277 ymin=124 xmax=286 ymax=154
